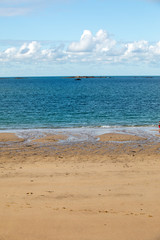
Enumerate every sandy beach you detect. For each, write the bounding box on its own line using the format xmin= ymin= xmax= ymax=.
xmin=0 ymin=131 xmax=160 ymax=240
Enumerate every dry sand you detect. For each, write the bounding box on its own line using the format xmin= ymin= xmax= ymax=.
xmin=0 ymin=132 xmax=160 ymax=240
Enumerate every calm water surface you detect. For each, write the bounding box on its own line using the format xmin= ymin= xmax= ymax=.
xmin=0 ymin=76 xmax=160 ymax=130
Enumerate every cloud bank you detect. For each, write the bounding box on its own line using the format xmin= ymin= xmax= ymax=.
xmin=1 ymin=29 xmax=160 ymax=67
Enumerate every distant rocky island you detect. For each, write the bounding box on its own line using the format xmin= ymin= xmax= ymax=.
xmin=67 ymin=76 xmax=111 ymax=80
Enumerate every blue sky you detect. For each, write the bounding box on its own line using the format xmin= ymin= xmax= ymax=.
xmin=0 ymin=0 xmax=160 ymax=76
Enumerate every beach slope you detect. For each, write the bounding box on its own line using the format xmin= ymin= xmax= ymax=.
xmin=0 ymin=132 xmax=160 ymax=240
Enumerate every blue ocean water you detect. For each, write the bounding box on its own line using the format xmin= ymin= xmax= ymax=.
xmin=0 ymin=76 xmax=160 ymax=130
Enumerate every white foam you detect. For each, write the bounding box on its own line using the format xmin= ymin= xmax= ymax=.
xmin=0 ymin=126 xmax=159 ymax=143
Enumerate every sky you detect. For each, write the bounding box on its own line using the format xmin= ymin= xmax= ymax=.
xmin=0 ymin=0 xmax=160 ymax=76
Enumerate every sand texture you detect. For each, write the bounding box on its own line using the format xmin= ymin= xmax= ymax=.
xmin=0 ymin=133 xmax=24 ymax=143
xmin=0 ymin=132 xmax=160 ymax=240
xmin=98 ymin=133 xmax=146 ymax=142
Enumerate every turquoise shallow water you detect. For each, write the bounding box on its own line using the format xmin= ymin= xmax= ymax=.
xmin=0 ymin=76 xmax=160 ymax=130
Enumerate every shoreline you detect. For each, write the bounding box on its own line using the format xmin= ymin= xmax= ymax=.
xmin=0 ymin=130 xmax=160 ymax=165
xmin=0 ymin=125 xmax=159 ymax=144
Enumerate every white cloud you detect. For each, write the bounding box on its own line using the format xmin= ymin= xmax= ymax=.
xmin=95 ymin=29 xmax=116 ymax=52
xmin=19 ymin=42 xmax=41 ymax=56
xmin=68 ymin=29 xmax=116 ymax=53
xmin=149 ymin=41 xmax=160 ymax=54
xmin=0 ymin=41 xmax=67 ymax=63
xmin=68 ymin=30 xmax=94 ymax=52
xmin=120 ymin=40 xmax=160 ymax=63
xmin=1 ymin=29 xmax=160 ymax=66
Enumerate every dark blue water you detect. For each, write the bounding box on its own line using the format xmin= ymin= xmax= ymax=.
xmin=0 ymin=76 xmax=160 ymax=130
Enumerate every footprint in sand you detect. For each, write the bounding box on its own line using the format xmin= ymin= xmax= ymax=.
xmin=26 ymin=192 xmax=33 ymax=195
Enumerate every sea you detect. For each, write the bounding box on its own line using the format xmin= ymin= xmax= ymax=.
xmin=0 ymin=76 xmax=160 ymax=142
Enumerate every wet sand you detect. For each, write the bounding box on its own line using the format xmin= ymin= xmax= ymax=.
xmin=0 ymin=132 xmax=160 ymax=240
